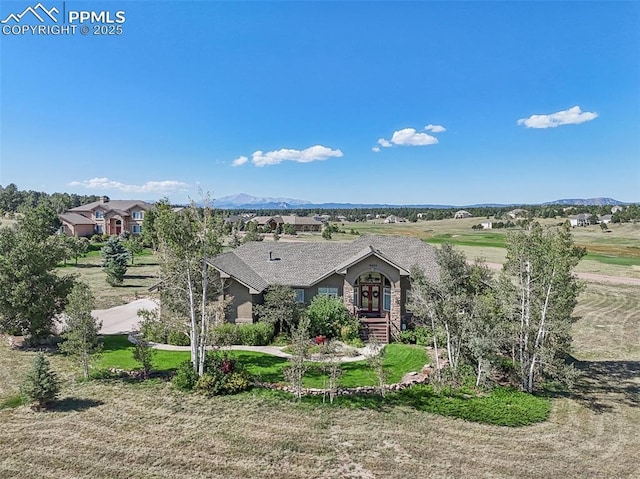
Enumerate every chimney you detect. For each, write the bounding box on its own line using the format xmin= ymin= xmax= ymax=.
xmin=268 ymin=251 xmax=273 ymax=261
xmin=101 ymin=195 xmax=110 ymax=204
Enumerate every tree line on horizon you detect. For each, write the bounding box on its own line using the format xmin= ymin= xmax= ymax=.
xmin=2 ymin=183 xmax=638 ymax=223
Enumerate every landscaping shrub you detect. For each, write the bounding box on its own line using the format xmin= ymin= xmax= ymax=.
xmin=172 ymin=360 xmax=198 ymax=391
xmin=306 ymin=296 xmax=354 ymax=338
xmin=196 ymin=353 xmax=252 ymax=396
xmin=238 ymin=322 xmax=275 ymax=346
xmin=339 ymin=316 xmax=361 ymax=343
xmin=167 ymin=330 xmax=190 ymax=346
xmin=212 ymin=323 xmax=240 ymax=346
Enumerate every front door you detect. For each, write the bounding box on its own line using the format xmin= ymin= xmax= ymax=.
xmin=360 ymin=284 xmax=381 ymax=316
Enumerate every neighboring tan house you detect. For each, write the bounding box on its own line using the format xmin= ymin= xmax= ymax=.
xmin=568 ymin=213 xmax=590 ymax=227
xmin=210 ymin=235 xmax=439 ymax=343
xmin=59 ymin=196 xmax=152 ymax=237
xmin=454 ymin=210 xmax=472 ymax=219
xmin=507 ymin=208 xmax=529 ymax=219
xmin=251 ymin=215 xmax=322 ymax=232
xmin=383 ymin=215 xmax=406 ymax=224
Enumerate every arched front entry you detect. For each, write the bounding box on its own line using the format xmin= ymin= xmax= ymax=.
xmin=354 ymin=272 xmax=391 ymax=318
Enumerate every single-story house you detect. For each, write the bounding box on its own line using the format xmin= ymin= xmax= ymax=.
xmin=210 ymin=235 xmax=439 ymax=342
xmin=384 ymin=215 xmax=406 ymax=224
xmin=597 ymin=214 xmax=613 ymax=225
xmin=454 ymin=210 xmax=472 ymax=219
xmin=611 ymin=205 xmax=624 ymax=214
xmin=568 ymin=213 xmax=590 ymax=227
xmin=251 ymin=215 xmax=323 ymax=232
xmin=59 ymin=196 xmax=152 ymax=237
xmin=481 ymin=221 xmax=493 ymax=230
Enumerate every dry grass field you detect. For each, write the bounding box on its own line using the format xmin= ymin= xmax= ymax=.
xmin=58 ymin=253 xmax=160 ymax=309
xmin=1 ymin=281 xmax=639 ymax=479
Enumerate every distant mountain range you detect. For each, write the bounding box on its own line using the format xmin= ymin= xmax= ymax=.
xmin=542 ymin=197 xmax=625 ymax=206
xmin=213 ymin=194 xmax=630 ymax=210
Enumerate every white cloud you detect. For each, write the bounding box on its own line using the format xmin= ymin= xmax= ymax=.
xmin=232 ymin=156 xmax=248 ymax=167
xmin=424 ymin=124 xmax=446 ymax=133
xmin=517 ymin=106 xmax=598 ymax=129
xmin=250 ymin=145 xmax=343 ymax=167
xmin=375 ymin=124 xmax=444 ymax=151
xmin=371 ymin=146 xmax=381 ymax=153
xmin=69 ymin=177 xmax=189 ymax=193
xmin=390 ymin=128 xmax=438 ymax=146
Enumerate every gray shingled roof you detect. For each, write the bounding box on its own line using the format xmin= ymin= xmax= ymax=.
xmin=59 ymin=212 xmax=96 ymax=226
xmin=210 ymin=235 xmax=439 ymax=292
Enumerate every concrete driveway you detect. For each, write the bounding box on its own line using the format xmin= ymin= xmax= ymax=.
xmin=95 ymin=298 xmax=159 ymax=335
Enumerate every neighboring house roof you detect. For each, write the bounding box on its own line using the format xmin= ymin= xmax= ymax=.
xmin=59 ymin=212 xmax=96 ymax=226
xmin=210 ymin=235 xmax=439 ymax=292
xmin=454 ymin=210 xmax=472 ymax=217
xmin=251 ymin=215 xmax=322 ymax=226
xmin=598 ymin=214 xmax=612 ymax=221
xmin=69 ymin=200 xmax=152 ymax=213
xmin=280 ymin=215 xmax=323 ymax=226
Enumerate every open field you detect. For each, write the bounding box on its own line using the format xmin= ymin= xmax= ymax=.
xmin=57 ymin=252 xmax=160 ymax=309
xmin=1 ymin=281 xmax=639 ymax=478
xmin=319 ymin=219 xmax=640 ymax=279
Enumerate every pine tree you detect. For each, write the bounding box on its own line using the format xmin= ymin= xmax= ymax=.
xmin=101 ymin=236 xmax=129 ymax=286
xmin=21 ymin=353 xmax=59 ymax=409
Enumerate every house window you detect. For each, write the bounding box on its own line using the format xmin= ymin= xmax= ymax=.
xmin=95 ymin=225 xmax=104 ymax=234
xmin=132 ymin=225 xmax=142 ymax=234
xmin=318 ymin=287 xmax=339 ymax=298
xmin=353 ymin=287 xmax=359 ymax=307
xmin=132 ymin=210 xmax=144 ymax=220
xmin=383 ymin=287 xmax=391 ymax=311
xmin=95 ymin=210 xmax=104 ymax=219
xmin=294 ymin=289 xmax=305 ymax=304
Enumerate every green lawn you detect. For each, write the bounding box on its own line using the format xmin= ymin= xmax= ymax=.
xmin=95 ymin=335 xmax=428 ymax=387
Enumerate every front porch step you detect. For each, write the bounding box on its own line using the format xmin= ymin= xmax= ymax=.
xmin=359 ymin=318 xmax=389 ymax=344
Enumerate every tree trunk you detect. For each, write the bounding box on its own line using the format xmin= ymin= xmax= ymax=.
xmin=186 ymin=266 xmax=199 ymax=373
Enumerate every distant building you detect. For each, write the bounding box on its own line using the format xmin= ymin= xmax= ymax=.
xmin=611 ymin=205 xmax=624 ymax=214
xmin=59 ymin=196 xmax=152 ymax=237
xmin=454 ymin=210 xmax=472 ymax=219
xmin=568 ymin=213 xmax=590 ymax=227
xmin=597 ymin=214 xmax=613 ymax=225
xmin=384 ymin=215 xmax=406 ymax=224
xmin=481 ymin=221 xmax=493 ymax=230
xmin=251 ymin=215 xmax=322 ymax=232
xmin=507 ymin=208 xmax=529 ymax=219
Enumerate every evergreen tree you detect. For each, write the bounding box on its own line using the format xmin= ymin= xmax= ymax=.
xmin=0 ymin=205 xmax=74 ymax=340
xmin=21 ymin=353 xmax=59 ymax=409
xmin=101 ymin=236 xmax=129 ymax=286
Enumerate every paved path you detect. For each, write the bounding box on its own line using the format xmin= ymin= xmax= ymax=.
xmin=95 ymin=298 xmax=158 ymax=335
xmin=127 ymin=334 xmax=376 ymax=363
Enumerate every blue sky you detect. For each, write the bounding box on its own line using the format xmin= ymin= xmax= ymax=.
xmin=1 ymin=1 xmax=639 ymax=205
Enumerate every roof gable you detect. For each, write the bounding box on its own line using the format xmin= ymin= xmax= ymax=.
xmin=210 ymin=235 xmax=438 ymax=292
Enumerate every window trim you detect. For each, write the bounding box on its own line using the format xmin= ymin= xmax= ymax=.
xmin=318 ymin=286 xmax=339 ymax=298
xmin=294 ymin=289 xmax=305 ymax=304
xmin=383 ymin=287 xmax=391 ymax=311
xmin=132 ymin=225 xmax=142 ymax=234
xmin=94 ymin=210 xmax=104 ymax=219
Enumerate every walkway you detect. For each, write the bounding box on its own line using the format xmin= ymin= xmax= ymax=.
xmin=127 ymin=334 xmax=376 ymax=363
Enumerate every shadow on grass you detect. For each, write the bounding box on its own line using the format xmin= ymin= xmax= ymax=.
xmin=236 ymin=353 xmax=288 ymax=383
xmin=563 ymin=358 xmax=640 ymax=413
xmin=101 ymin=334 xmax=133 ymax=352
xmin=124 ymin=274 xmax=156 ymax=280
xmin=51 ymin=397 xmax=104 ymax=412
